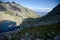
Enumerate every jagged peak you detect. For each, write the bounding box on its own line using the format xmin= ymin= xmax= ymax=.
xmin=0 ymin=1 xmax=16 ymax=4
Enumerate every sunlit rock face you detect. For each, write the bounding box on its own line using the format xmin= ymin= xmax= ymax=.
xmin=0 ymin=2 xmax=39 ymax=26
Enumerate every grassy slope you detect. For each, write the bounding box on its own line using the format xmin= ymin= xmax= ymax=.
xmin=21 ymin=23 xmax=60 ymax=36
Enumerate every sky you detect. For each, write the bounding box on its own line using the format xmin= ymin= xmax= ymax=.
xmin=1 ymin=0 xmax=60 ymax=16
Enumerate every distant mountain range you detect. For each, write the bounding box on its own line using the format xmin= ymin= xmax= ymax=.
xmin=35 ymin=12 xmax=48 ymax=16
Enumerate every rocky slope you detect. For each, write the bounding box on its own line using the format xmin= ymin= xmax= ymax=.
xmin=0 ymin=2 xmax=39 ymax=26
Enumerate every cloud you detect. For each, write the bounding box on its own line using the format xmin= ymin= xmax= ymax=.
xmin=39 ymin=8 xmax=52 ymax=12
xmin=31 ymin=8 xmax=52 ymax=12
